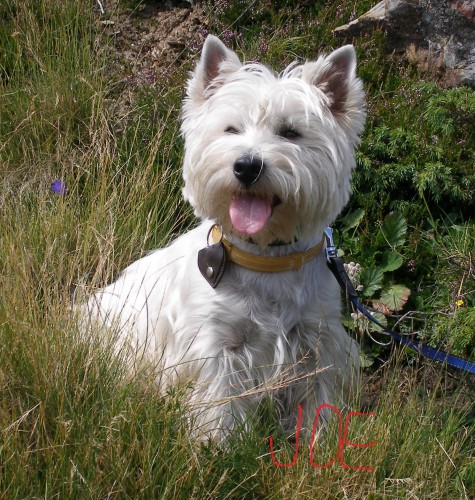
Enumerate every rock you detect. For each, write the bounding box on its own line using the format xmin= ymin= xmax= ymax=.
xmin=334 ymin=0 xmax=475 ymax=88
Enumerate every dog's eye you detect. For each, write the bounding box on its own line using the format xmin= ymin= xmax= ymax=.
xmin=225 ymin=126 xmax=239 ymax=134
xmin=279 ymin=128 xmax=301 ymax=140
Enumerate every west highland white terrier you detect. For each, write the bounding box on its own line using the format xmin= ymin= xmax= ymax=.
xmin=84 ymin=35 xmax=366 ymax=440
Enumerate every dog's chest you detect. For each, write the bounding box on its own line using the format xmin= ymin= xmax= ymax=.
xmin=211 ymin=263 xmax=323 ymax=347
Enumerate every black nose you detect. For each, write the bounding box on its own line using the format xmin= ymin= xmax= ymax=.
xmin=233 ymin=155 xmax=265 ymax=186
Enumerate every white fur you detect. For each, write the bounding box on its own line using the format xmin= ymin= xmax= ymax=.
xmin=83 ymin=36 xmax=366 ymax=440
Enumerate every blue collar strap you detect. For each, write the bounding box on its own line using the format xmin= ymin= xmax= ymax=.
xmin=324 ymin=226 xmax=475 ymax=375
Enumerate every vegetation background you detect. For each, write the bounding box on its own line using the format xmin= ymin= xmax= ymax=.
xmin=0 ymin=0 xmax=473 ymax=497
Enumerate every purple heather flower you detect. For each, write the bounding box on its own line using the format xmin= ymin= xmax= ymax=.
xmin=51 ymin=180 xmax=66 ymax=195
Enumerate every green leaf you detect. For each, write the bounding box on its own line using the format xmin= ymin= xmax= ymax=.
xmin=360 ymin=267 xmax=384 ymax=297
xmin=380 ymin=211 xmax=407 ymax=247
xmin=359 ymin=351 xmax=375 ymax=368
xmin=367 ymin=311 xmax=388 ymax=332
xmin=379 ymin=284 xmax=411 ymax=312
xmin=341 ymin=208 xmax=365 ymax=232
xmin=380 ymin=252 xmax=403 ymax=272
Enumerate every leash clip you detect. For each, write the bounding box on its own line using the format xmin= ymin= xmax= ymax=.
xmin=324 ymin=225 xmax=358 ymax=300
xmin=324 ymin=226 xmax=337 ymax=263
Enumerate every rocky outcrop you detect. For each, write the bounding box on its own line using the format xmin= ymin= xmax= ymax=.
xmin=334 ymin=0 xmax=475 ymax=87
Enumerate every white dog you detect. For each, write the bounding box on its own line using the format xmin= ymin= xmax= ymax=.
xmin=84 ymin=35 xmax=366 ymax=440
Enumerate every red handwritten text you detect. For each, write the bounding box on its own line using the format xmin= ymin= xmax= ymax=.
xmin=269 ymin=403 xmax=377 ymax=470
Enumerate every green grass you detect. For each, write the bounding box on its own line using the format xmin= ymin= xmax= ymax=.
xmin=1 ymin=0 xmax=474 ymax=497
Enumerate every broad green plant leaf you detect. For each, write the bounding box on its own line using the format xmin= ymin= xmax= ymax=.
xmin=341 ymin=208 xmax=365 ymax=232
xmin=380 ymin=252 xmax=404 ymax=272
xmin=372 ymin=300 xmax=392 ymax=315
xmin=380 ymin=211 xmax=407 ymax=248
xmin=367 ymin=311 xmax=388 ymax=332
xmin=379 ymin=284 xmax=411 ymax=312
xmin=355 ymin=310 xmax=388 ymax=333
xmin=359 ymin=352 xmax=375 ymax=368
xmin=360 ymin=267 xmax=384 ymax=297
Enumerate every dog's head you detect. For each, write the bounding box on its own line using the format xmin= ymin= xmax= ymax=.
xmin=181 ymin=35 xmax=365 ymax=246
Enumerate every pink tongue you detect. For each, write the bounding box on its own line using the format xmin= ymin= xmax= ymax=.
xmin=229 ymin=196 xmax=272 ymax=235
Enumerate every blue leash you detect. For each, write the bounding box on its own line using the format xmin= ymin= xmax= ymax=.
xmin=324 ymin=227 xmax=475 ymax=375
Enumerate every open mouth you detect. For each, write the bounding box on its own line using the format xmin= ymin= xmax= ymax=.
xmin=229 ymin=194 xmax=281 ymax=235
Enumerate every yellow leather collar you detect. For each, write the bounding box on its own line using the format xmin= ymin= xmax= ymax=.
xmin=211 ymin=225 xmax=324 ymax=272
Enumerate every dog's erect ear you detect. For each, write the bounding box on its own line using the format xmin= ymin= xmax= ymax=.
xmin=301 ymin=45 xmax=365 ymax=134
xmin=188 ymin=35 xmax=242 ymax=102
xmin=200 ymin=35 xmax=241 ymax=88
xmin=318 ymin=45 xmax=356 ymax=114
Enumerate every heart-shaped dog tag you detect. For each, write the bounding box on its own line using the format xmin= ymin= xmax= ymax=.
xmin=198 ymin=241 xmax=227 ymax=288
